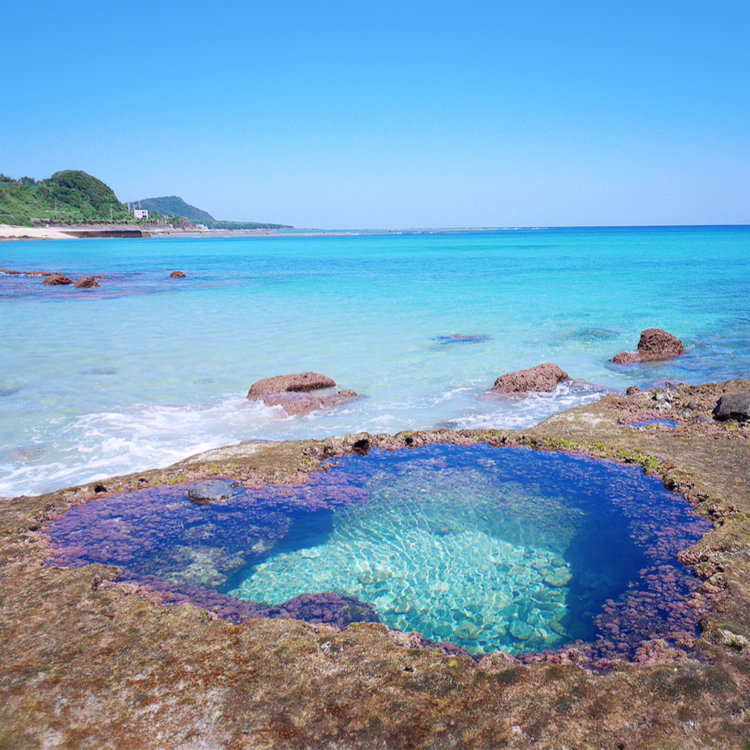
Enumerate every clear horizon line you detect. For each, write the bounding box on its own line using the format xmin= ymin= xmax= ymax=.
xmin=286 ymin=222 xmax=750 ymax=232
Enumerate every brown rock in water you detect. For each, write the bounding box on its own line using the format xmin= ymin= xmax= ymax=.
xmin=249 ymin=372 xmax=337 ymax=398
xmin=42 ymin=273 xmax=73 ymax=286
xmin=612 ymin=328 xmax=685 ymax=364
xmin=248 ymin=372 xmax=356 ymax=415
xmin=74 ymin=276 xmax=100 ymax=289
xmin=260 ymin=390 xmax=358 ymax=416
xmin=492 ymin=363 xmax=569 ymax=394
xmin=169 ymin=271 xmax=187 ymax=278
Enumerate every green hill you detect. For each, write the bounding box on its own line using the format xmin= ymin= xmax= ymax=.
xmin=0 ymin=170 xmax=132 ymax=226
xmin=133 ymin=194 xmax=291 ymax=229
xmin=133 ymin=196 xmax=214 ymax=225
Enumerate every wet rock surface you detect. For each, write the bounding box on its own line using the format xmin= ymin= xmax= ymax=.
xmin=186 ymin=478 xmax=243 ymax=505
xmin=1 ymin=380 xmax=749 ymax=747
xmin=169 ymin=270 xmax=187 ymax=278
xmin=74 ymin=276 xmax=100 ymax=289
xmin=248 ymin=372 xmax=357 ymax=416
xmin=249 ymin=372 xmax=337 ymax=397
xmin=41 ymin=273 xmax=73 ymax=286
xmin=612 ymin=327 xmax=686 ymax=364
xmin=713 ymin=390 xmax=750 ymax=422
xmin=492 ymin=363 xmax=569 ymax=393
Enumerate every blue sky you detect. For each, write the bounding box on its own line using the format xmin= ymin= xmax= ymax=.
xmin=3 ymin=1 xmax=748 ymax=227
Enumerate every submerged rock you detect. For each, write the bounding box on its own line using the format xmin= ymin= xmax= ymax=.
xmin=248 ymin=372 xmax=357 ymax=416
xmin=74 ymin=276 xmax=100 ymax=289
xmin=492 ymin=363 xmax=569 ymax=394
xmin=269 ymin=592 xmax=379 ymax=627
xmin=169 ymin=271 xmax=187 ymax=278
xmin=510 ymin=620 xmax=533 ymax=640
xmin=713 ymin=391 xmax=750 ymax=422
xmin=186 ymin=479 xmax=243 ymax=505
xmin=434 ymin=333 xmax=490 ymax=344
xmin=42 ymin=273 xmax=73 ymax=286
xmin=612 ymin=328 xmax=685 ymax=364
xmin=572 ymin=326 xmax=620 ymax=341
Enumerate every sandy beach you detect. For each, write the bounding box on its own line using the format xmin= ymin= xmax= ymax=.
xmin=0 ymin=224 xmax=74 ymax=241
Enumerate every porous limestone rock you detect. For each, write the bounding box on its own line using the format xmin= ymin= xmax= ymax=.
xmin=612 ymin=328 xmax=685 ymax=364
xmin=74 ymin=276 xmax=100 ymax=289
xmin=248 ymin=372 xmax=357 ymax=416
xmin=42 ymin=273 xmax=73 ymax=286
xmin=492 ymin=364 xmax=569 ymax=394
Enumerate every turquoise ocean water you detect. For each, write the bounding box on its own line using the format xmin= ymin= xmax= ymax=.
xmin=1 ymin=226 xmax=748 ymax=497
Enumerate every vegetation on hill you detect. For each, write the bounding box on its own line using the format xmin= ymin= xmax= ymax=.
xmin=0 ymin=171 xmax=132 ymax=226
xmin=134 ymin=194 xmax=291 ymax=229
xmin=133 ymin=196 xmax=215 ymax=225
xmin=0 ymin=170 xmax=293 ymax=229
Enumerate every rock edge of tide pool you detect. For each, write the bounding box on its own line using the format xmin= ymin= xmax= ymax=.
xmin=1 ymin=379 xmax=749 ymax=749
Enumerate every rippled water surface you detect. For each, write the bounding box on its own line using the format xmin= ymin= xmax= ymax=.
xmin=48 ymin=445 xmax=711 ymax=656
xmin=2 ymin=226 xmax=749 ymax=495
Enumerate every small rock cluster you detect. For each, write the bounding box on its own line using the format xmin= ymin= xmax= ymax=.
xmin=3 ymin=266 xmax=189 ymax=289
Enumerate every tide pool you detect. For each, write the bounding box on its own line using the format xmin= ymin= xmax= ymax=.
xmin=47 ymin=445 xmax=711 ymax=657
xmin=1 ymin=226 xmax=749 ymax=496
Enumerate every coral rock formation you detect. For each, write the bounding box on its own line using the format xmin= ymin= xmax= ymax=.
xmin=492 ymin=363 xmax=569 ymax=394
xmin=612 ymin=328 xmax=685 ymax=364
xmin=74 ymin=276 xmax=100 ymax=289
xmin=42 ymin=273 xmax=73 ymax=286
xmin=247 ymin=372 xmax=357 ymax=416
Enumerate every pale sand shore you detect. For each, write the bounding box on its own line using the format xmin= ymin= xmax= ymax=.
xmin=0 ymin=224 xmax=73 ymax=241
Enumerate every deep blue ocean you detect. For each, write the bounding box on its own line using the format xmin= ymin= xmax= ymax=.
xmin=1 ymin=226 xmax=748 ymax=496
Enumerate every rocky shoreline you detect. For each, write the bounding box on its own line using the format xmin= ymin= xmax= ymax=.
xmin=1 ymin=379 xmax=748 ymax=747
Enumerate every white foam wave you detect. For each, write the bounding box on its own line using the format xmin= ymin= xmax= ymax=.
xmin=452 ymin=381 xmax=610 ymax=430
xmin=0 ymin=397 xmax=284 ymax=498
xmin=0 ymin=382 xmax=611 ymax=499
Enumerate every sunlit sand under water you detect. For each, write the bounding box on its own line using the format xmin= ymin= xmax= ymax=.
xmin=48 ymin=445 xmax=711 ymax=657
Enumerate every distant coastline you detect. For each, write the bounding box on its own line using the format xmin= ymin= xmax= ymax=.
xmin=3 ymin=221 xmax=749 ymax=242
xmin=0 ymin=222 xmax=294 ymax=242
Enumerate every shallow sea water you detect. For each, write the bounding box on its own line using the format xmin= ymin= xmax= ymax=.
xmin=48 ymin=445 xmax=711 ymax=656
xmin=2 ymin=226 xmax=749 ymax=496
